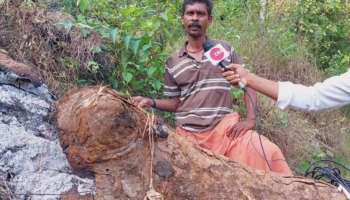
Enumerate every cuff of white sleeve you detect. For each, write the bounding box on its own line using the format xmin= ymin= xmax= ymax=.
xmin=276 ymin=82 xmax=293 ymax=110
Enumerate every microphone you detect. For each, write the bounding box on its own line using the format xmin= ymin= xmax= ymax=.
xmin=203 ymin=41 xmax=246 ymax=89
xmin=203 ymin=41 xmax=230 ymax=70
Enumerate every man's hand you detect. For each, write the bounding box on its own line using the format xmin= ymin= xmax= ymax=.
xmin=222 ymin=64 xmax=250 ymax=86
xmin=226 ymin=118 xmax=255 ymax=140
xmin=131 ymin=96 xmax=154 ymax=109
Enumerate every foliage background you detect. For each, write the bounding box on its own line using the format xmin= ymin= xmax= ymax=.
xmin=1 ymin=0 xmax=349 ymax=176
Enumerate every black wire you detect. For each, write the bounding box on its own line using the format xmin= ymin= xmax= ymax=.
xmin=305 ymin=159 xmax=350 ymax=175
xmin=304 ymin=160 xmax=350 ymax=193
xmin=245 ymin=84 xmax=350 ymax=194
xmin=242 ymin=86 xmax=272 ymax=170
xmin=258 ymin=132 xmax=272 ymax=170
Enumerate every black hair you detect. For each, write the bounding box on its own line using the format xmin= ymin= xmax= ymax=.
xmin=181 ymin=0 xmax=213 ymax=16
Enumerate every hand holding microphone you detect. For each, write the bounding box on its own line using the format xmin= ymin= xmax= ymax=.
xmin=222 ymin=64 xmax=249 ymax=89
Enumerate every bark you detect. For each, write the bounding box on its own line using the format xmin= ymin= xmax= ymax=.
xmin=56 ymin=86 xmax=347 ymax=200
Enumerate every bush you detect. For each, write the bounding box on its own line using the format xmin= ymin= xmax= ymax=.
xmin=293 ymin=0 xmax=350 ymax=74
xmin=62 ymin=0 xmax=182 ymax=97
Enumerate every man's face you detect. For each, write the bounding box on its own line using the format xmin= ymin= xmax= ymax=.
xmin=181 ymin=3 xmax=212 ymax=38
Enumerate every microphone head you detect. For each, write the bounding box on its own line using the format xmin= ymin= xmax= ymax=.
xmin=203 ymin=40 xmax=215 ymax=52
xmin=204 ymin=42 xmax=230 ymax=67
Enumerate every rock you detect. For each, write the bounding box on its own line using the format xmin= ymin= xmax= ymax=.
xmin=56 ymin=86 xmax=347 ymax=200
xmin=0 ymin=53 xmax=95 ymax=200
xmin=0 ymin=171 xmax=13 ymax=200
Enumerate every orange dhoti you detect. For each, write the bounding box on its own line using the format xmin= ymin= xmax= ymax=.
xmin=176 ymin=113 xmax=293 ymax=176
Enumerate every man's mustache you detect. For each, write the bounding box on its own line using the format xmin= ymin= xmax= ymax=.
xmin=188 ymin=22 xmax=201 ymax=29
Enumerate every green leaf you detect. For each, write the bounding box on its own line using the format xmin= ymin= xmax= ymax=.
xmin=147 ymin=67 xmax=157 ymax=76
xmin=91 ymin=46 xmax=102 ymax=53
xmin=123 ymin=35 xmax=132 ymax=50
xmin=110 ymin=28 xmax=119 ymax=44
xmin=121 ymin=5 xmax=138 ymax=17
xmin=230 ymin=89 xmax=243 ymax=99
xmin=109 ymin=69 xmax=119 ymax=89
xmin=76 ymin=79 xmax=95 ymax=85
xmin=145 ymin=20 xmax=153 ymax=28
xmin=75 ymin=23 xmax=93 ymax=30
xmin=139 ymin=43 xmax=152 ymax=62
xmin=127 ymin=62 xmax=140 ymax=69
xmin=152 ymin=80 xmax=162 ymax=91
xmin=97 ymin=26 xmax=111 ymax=39
xmin=77 ymin=0 xmax=89 ymax=13
xmin=139 ymin=57 xmax=149 ymax=64
xmin=296 ymin=160 xmax=310 ymax=175
xmin=58 ymin=19 xmax=74 ymax=31
xmin=87 ymin=61 xmax=100 ymax=73
xmin=160 ymin=12 xmax=168 ymax=21
xmin=122 ymin=72 xmax=133 ymax=83
xmin=154 ymin=21 xmax=161 ymax=30
xmin=121 ymin=51 xmax=129 ymax=70
xmin=76 ymin=15 xmax=86 ymax=22
xmin=142 ymin=43 xmax=152 ymax=52
xmin=131 ymin=39 xmax=141 ymax=55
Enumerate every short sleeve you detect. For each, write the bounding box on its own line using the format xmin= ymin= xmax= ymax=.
xmin=163 ymin=61 xmax=181 ymax=98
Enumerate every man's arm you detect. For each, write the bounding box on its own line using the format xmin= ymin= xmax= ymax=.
xmin=154 ymin=98 xmax=181 ymax=112
xmin=222 ymin=64 xmax=279 ymax=100
xmin=223 ymin=64 xmax=350 ymax=112
xmin=277 ymin=72 xmax=350 ymax=111
xmin=226 ymin=86 xmax=257 ymax=139
xmin=244 ymin=87 xmax=257 ymax=120
xmin=132 ymin=96 xmax=180 ymax=112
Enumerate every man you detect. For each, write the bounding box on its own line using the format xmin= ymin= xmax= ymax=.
xmin=133 ymin=0 xmax=292 ymax=175
xmin=222 ymin=64 xmax=350 ymax=112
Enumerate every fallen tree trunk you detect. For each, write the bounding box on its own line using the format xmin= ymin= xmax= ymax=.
xmin=56 ymin=86 xmax=347 ymax=200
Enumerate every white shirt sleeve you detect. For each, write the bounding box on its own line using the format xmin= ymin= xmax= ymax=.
xmin=276 ymin=70 xmax=350 ymax=112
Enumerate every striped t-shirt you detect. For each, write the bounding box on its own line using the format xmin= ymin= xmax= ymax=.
xmin=164 ymin=40 xmax=241 ymax=132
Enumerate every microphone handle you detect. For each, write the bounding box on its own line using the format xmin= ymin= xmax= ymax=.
xmin=219 ymin=60 xmax=230 ymax=71
xmin=219 ymin=60 xmax=246 ymax=90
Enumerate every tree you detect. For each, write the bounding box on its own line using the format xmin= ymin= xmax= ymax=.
xmin=56 ymin=86 xmax=347 ymax=200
